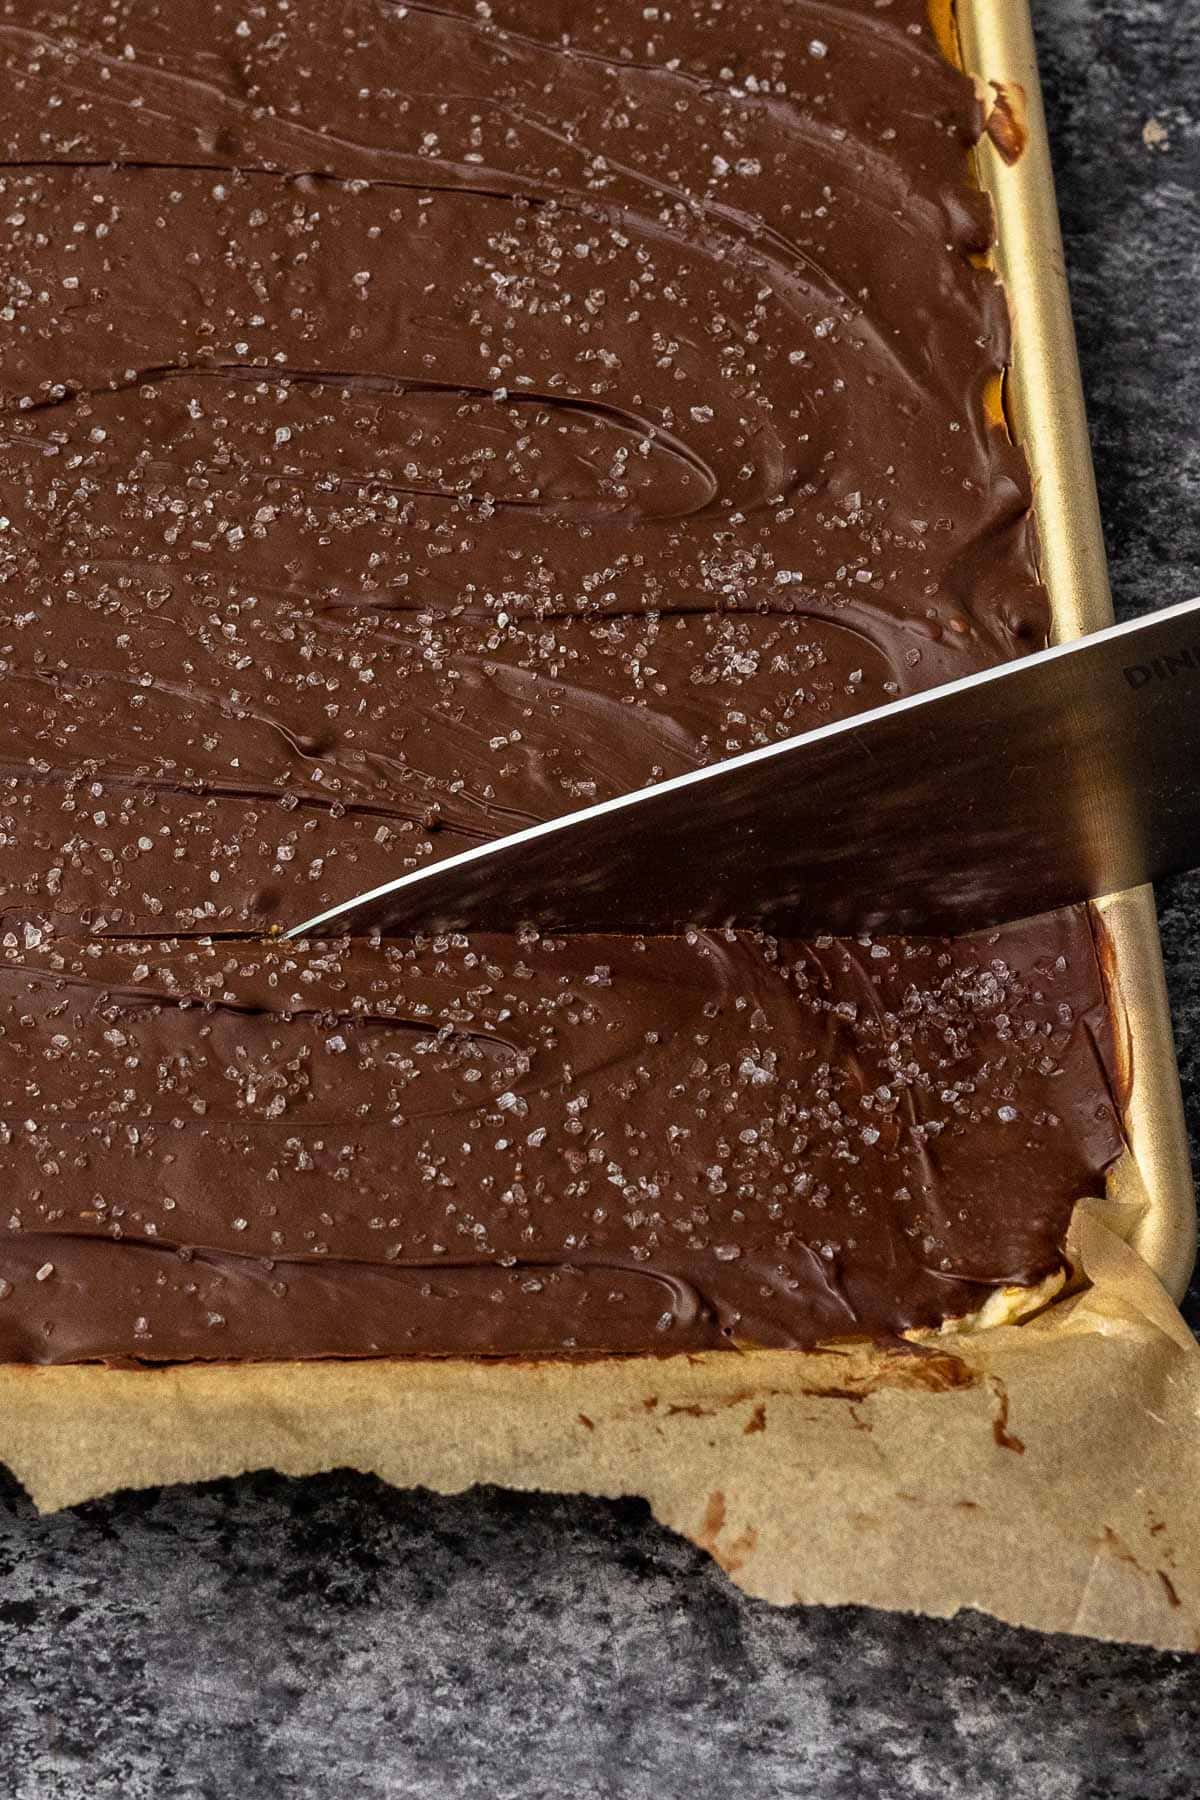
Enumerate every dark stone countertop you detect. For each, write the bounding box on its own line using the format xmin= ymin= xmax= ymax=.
xmin=2 ymin=4 xmax=1199 ymax=1794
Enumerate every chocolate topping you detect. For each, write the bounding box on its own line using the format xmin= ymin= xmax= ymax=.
xmin=0 ymin=921 xmax=1119 ymax=1362
xmin=0 ymin=0 xmax=1122 ymax=1362
xmin=0 ymin=0 xmax=1047 ymax=937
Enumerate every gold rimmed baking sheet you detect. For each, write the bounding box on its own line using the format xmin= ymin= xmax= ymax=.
xmin=956 ymin=0 xmax=1195 ymax=1300
xmin=0 ymin=2 xmax=1188 ymax=1352
xmin=5 ymin=0 xmax=1200 ymax=1653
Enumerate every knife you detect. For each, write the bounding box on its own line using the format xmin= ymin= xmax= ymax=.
xmin=286 ymin=594 xmax=1200 ymax=941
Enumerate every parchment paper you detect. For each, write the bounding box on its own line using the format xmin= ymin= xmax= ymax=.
xmin=3 ymin=1195 xmax=1199 ymax=1650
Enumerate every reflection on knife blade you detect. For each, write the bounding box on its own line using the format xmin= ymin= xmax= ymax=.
xmin=286 ymin=595 xmax=1200 ymax=942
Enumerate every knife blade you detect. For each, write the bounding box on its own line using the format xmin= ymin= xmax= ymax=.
xmin=286 ymin=594 xmax=1200 ymax=941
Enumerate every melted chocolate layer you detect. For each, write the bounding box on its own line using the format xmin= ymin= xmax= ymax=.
xmin=0 ymin=0 xmax=1043 ymax=936
xmin=0 ymin=921 xmax=1119 ymax=1362
xmin=0 ymin=0 xmax=1123 ymax=1361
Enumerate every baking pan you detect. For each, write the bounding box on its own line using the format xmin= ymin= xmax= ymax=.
xmin=949 ymin=0 xmax=1196 ymax=1298
xmin=1 ymin=7 xmax=1197 ymax=1650
xmin=0 ymin=0 xmax=1188 ymax=1380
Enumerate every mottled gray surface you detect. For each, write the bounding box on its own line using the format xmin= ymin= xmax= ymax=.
xmin=2 ymin=3 xmax=1200 ymax=1795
